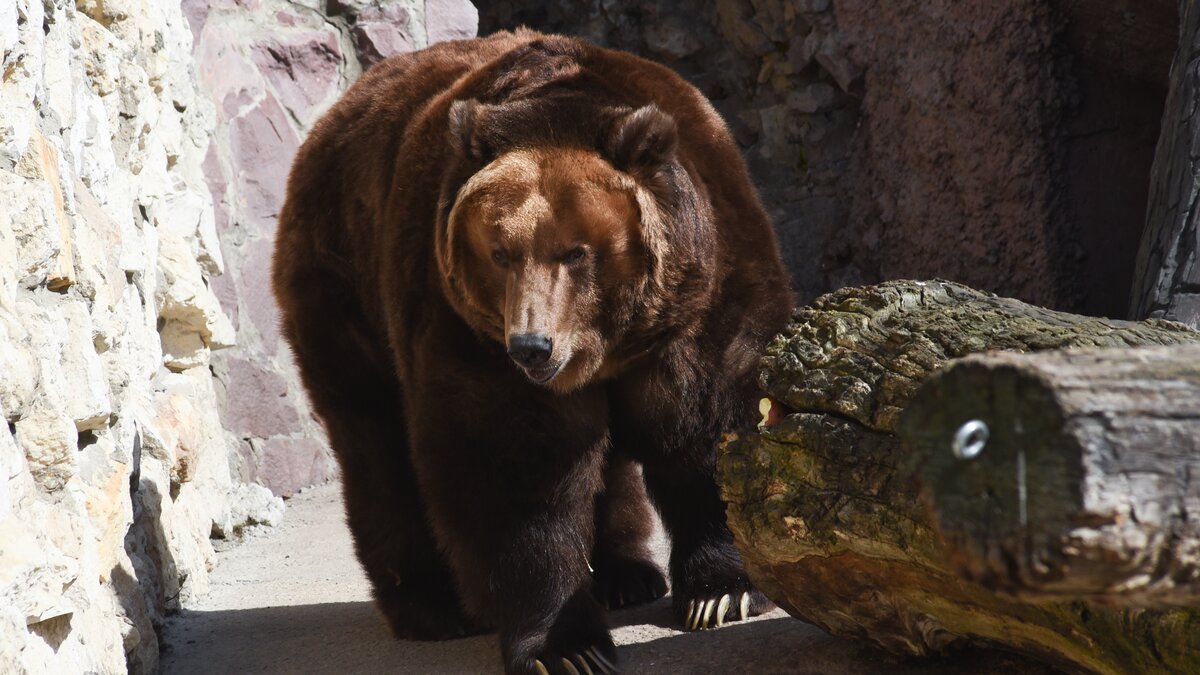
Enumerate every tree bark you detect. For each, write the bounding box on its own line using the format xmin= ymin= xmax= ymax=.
xmin=1131 ymin=0 xmax=1200 ymax=325
xmin=899 ymin=345 xmax=1200 ymax=608
xmin=718 ymin=280 xmax=1200 ymax=675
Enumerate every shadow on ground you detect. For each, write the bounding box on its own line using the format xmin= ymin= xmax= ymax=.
xmin=158 ymin=484 xmax=1059 ymax=675
xmin=162 ymin=596 xmax=1058 ymax=675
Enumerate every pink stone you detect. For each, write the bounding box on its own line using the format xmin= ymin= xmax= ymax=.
xmin=180 ymin=0 xmax=209 ymax=47
xmin=202 ymin=143 xmax=230 ymax=235
xmin=228 ymin=92 xmax=299 ymax=230
xmin=210 ymin=266 xmax=240 ymax=333
xmin=260 ymin=436 xmax=334 ymax=497
xmin=250 ymin=29 xmax=342 ymax=121
xmin=351 ymin=4 xmax=417 ymax=69
xmin=238 ymin=236 xmax=280 ymax=355
xmin=222 ymin=356 xmax=302 ymax=439
xmin=426 ymin=0 xmax=479 ymax=45
xmin=234 ymin=438 xmax=260 ymax=484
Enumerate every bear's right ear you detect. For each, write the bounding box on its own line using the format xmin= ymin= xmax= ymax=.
xmin=448 ymin=99 xmax=492 ymax=162
xmin=602 ymin=104 xmax=678 ymax=176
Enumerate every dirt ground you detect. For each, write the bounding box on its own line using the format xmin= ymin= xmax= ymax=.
xmin=159 ymin=483 xmax=1056 ymax=674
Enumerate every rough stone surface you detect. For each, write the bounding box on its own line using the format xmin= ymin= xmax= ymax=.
xmin=189 ymin=0 xmax=479 ymax=496
xmin=1 ymin=1 xmax=480 ymax=668
xmin=482 ymin=0 xmax=860 ymax=305
xmin=0 ymin=0 xmax=304 ymax=671
xmin=481 ymin=1 xmax=1175 ymax=316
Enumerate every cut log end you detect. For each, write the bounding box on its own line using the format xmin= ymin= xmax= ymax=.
xmin=901 ymin=346 xmax=1200 ymax=608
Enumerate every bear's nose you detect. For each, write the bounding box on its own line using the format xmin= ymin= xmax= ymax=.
xmin=507 ymin=333 xmax=553 ymax=369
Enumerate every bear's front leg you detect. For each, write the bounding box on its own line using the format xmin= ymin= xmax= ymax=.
xmin=642 ymin=461 xmax=775 ymax=631
xmin=405 ymin=343 xmax=619 ymax=675
xmin=614 ymin=362 xmax=776 ymax=633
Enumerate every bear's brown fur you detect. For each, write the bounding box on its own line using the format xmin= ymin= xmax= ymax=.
xmin=272 ymin=29 xmax=792 ymax=675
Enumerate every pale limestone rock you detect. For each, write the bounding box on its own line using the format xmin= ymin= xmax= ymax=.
xmin=1 ymin=172 xmax=67 ymax=290
xmin=0 ymin=0 xmax=42 ymax=168
xmin=40 ymin=8 xmax=80 ymax=134
xmin=61 ymin=301 xmax=113 ymax=430
xmin=157 ymin=227 xmax=236 ymax=369
xmin=0 ymin=0 xmax=17 ymax=56
xmin=14 ymin=133 xmax=77 ymax=290
xmin=0 ymin=0 xmax=469 ymax=668
xmin=14 ymin=405 xmax=79 ymax=493
xmin=159 ymin=188 xmax=225 ymax=276
xmin=213 ymin=482 xmax=286 ymax=538
xmin=16 ymin=295 xmax=113 ymax=433
xmin=0 ymin=305 xmax=35 ymax=423
xmin=0 ymin=0 xmax=256 ymax=670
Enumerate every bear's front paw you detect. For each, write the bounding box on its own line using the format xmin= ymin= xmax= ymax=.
xmin=508 ymin=591 xmax=618 ymax=675
xmin=591 ymin=555 xmax=668 ymax=610
xmin=670 ymin=542 xmax=775 ymax=631
xmin=676 ymin=589 xmax=772 ymax=631
xmin=528 ymin=647 xmax=618 ymax=675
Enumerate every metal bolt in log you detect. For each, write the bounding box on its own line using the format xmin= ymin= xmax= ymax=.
xmin=901 ymin=344 xmax=1200 ymax=608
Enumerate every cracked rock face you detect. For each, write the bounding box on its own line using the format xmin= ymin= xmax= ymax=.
xmin=2 ymin=2 xmax=478 ymax=669
xmin=0 ymin=0 xmax=402 ymax=671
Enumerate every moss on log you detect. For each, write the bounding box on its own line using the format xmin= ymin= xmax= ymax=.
xmin=717 ymin=280 xmax=1200 ymax=675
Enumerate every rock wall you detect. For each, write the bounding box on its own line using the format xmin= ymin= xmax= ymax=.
xmin=0 ymin=0 xmax=284 ymax=672
xmin=185 ymin=0 xmax=478 ymax=497
xmin=484 ymin=0 xmax=859 ymax=304
xmin=481 ymin=0 xmax=1176 ymax=315
xmin=1 ymin=1 xmax=479 ymax=671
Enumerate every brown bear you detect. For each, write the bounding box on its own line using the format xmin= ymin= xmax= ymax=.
xmin=272 ymin=29 xmax=793 ymax=675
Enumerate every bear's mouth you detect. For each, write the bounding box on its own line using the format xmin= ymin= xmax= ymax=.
xmin=522 ymin=362 xmax=563 ymax=384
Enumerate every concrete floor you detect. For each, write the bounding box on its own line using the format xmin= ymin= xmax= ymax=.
xmin=159 ymin=483 xmax=1056 ymax=674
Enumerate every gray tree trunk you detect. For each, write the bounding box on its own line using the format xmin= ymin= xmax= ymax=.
xmin=719 ymin=280 xmax=1200 ymax=675
xmin=1132 ymin=0 xmax=1200 ymax=324
xmin=901 ymin=345 xmax=1200 ymax=608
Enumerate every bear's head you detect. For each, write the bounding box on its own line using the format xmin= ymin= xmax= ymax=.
xmin=437 ymin=98 xmax=715 ymax=392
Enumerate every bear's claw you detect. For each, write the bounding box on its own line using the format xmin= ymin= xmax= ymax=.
xmin=533 ymin=646 xmax=617 ymax=675
xmin=683 ymin=591 xmax=754 ymax=631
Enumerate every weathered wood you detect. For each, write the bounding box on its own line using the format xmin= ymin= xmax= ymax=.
xmin=718 ymin=280 xmax=1200 ymax=675
xmin=1131 ymin=0 xmax=1200 ymax=325
xmin=900 ymin=345 xmax=1200 ymax=608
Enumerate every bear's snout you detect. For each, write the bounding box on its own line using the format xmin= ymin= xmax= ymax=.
xmin=508 ymin=332 xmax=554 ymax=370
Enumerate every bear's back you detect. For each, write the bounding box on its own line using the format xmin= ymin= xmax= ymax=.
xmin=277 ymin=30 xmax=789 ymax=364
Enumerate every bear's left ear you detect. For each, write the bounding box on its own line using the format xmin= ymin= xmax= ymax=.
xmin=448 ymin=99 xmax=493 ymax=162
xmin=602 ymin=104 xmax=678 ymax=175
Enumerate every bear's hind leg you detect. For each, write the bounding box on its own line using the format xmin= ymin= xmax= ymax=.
xmin=275 ymin=259 xmax=483 ymax=641
xmin=590 ymin=455 xmax=667 ymax=610
xmin=336 ymin=415 xmax=489 ymax=641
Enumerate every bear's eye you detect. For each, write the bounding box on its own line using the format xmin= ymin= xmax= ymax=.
xmin=561 ymin=247 xmax=588 ymax=265
xmin=491 ymin=249 xmax=509 ymax=267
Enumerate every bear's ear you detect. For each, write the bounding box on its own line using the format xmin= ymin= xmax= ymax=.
xmin=448 ymin=99 xmax=493 ymax=162
xmin=603 ymin=104 xmax=678 ymax=175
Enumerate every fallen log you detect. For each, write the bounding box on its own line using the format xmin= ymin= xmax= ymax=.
xmin=717 ymin=280 xmax=1200 ymax=675
xmin=901 ymin=345 xmax=1200 ymax=608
